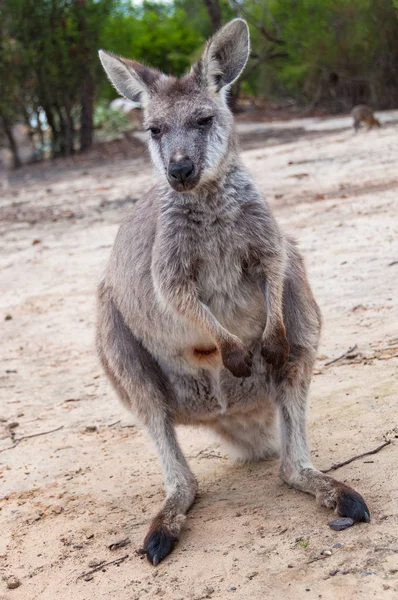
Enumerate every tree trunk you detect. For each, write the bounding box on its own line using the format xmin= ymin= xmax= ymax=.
xmin=64 ymin=101 xmax=75 ymax=155
xmin=203 ymin=0 xmax=221 ymax=33
xmin=228 ymin=81 xmax=241 ymax=112
xmin=0 ymin=113 xmax=22 ymax=169
xmin=42 ymin=104 xmax=60 ymax=158
xmin=55 ymin=104 xmax=67 ymax=156
xmin=80 ymin=75 xmax=95 ymax=152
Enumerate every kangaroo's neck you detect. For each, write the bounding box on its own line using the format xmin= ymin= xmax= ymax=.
xmin=158 ymin=155 xmax=256 ymax=214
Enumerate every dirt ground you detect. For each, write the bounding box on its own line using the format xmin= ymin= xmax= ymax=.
xmin=1 ymin=112 xmax=397 ymax=600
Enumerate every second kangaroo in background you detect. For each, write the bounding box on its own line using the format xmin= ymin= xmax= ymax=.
xmin=352 ymin=104 xmax=381 ymax=132
xmin=98 ymin=19 xmax=370 ymax=567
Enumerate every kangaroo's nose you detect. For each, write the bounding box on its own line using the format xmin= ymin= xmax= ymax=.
xmin=168 ymin=159 xmax=195 ymax=183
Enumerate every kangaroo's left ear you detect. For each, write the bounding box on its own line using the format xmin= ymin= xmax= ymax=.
xmin=197 ymin=19 xmax=250 ymax=93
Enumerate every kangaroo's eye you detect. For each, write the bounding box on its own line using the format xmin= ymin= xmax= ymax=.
xmin=196 ymin=116 xmax=214 ymax=127
xmin=148 ymin=127 xmax=161 ymax=138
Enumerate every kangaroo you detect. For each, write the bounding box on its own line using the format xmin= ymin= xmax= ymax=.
xmin=97 ymin=19 xmax=370 ymax=566
xmin=352 ymin=104 xmax=381 ymax=132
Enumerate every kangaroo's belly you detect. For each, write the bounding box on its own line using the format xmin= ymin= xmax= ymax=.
xmin=147 ymin=281 xmax=267 ymax=376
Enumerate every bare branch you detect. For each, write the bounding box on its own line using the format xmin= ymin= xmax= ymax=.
xmin=321 ymin=440 xmax=392 ymax=474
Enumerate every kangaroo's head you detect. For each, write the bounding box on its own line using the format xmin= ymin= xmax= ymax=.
xmin=99 ymin=19 xmax=250 ymax=192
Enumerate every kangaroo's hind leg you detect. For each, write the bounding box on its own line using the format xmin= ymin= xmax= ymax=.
xmin=97 ymin=283 xmax=197 ymax=565
xmin=275 ymin=348 xmax=370 ymax=522
xmin=275 ymin=251 xmax=370 ymax=522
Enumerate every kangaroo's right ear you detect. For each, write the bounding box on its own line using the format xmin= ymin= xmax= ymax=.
xmin=98 ymin=50 xmax=162 ymax=104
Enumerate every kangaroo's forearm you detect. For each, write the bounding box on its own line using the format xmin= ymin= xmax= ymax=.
xmin=155 ymin=276 xmax=233 ymax=347
xmin=261 ymin=253 xmax=287 ymax=337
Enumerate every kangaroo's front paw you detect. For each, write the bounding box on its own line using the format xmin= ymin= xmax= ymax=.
xmin=261 ymin=328 xmax=290 ymax=370
xmin=221 ymin=338 xmax=252 ymax=378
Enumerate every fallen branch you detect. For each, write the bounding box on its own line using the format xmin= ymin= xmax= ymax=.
xmin=322 ymin=440 xmax=391 ymax=473
xmin=324 ymin=345 xmax=357 ymax=366
xmin=77 ymin=555 xmax=129 ymax=580
xmin=0 ymin=425 xmax=64 ymax=453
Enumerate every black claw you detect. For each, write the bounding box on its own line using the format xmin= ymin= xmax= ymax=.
xmin=337 ymin=488 xmax=370 ymax=523
xmin=143 ymin=528 xmax=177 ymax=566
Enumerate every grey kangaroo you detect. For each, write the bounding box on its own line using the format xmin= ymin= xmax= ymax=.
xmin=97 ymin=19 xmax=369 ymax=566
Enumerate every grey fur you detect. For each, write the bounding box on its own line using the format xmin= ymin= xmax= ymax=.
xmin=97 ymin=19 xmax=370 ymax=565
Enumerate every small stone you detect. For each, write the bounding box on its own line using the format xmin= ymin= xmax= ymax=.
xmin=33 ymin=509 xmax=44 ymax=521
xmin=287 ymin=564 xmax=294 ymax=568
xmin=51 ymin=505 xmax=64 ymax=514
xmin=84 ymin=425 xmax=97 ymax=433
xmin=333 ymin=543 xmax=343 ymax=549
xmin=5 ymin=315 xmax=12 ymax=321
xmin=88 ymin=559 xmax=106 ymax=568
xmin=3 ymin=575 xmax=21 ymax=589
xmin=360 ymin=571 xmax=376 ymax=576
xmin=328 ymin=517 xmax=355 ymax=531
xmin=322 ymin=550 xmax=332 ymax=556
xmin=230 ymin=587 xmax=237 ymax=591
xmin=329 ymin=569 xmax=339 ymax=577
xmin=383 ymin=585 xmax=390 ymax=590
xmin=108 ymin=537 xmax=131 ymax=551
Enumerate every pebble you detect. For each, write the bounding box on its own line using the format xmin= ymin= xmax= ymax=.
xmin=3 ymin=575 xmax=21 ymax=590
xmin=109 ymin=537 xmax=131 ymax=551
xmin=328 ymin=517 xmax=355 ymax=531
xmin=322 ymin=550 xmax=332 ymax=556
xmin=88 ymin=559 xmax=106 ymax=568
xmin=5 ymin=315 xmax=12 ymax=321
xmin=329 ymin=569 xmax=339 ymax=577
xmin=84 ymin=425 xmax=98 ymax=433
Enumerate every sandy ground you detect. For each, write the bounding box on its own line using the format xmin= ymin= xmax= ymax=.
xmin=1 ymin=112 xmax=397 ymax=600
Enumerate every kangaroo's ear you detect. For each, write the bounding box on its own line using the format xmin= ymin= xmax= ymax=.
xmin=98 ymin=50 xmax=162 ymax=104
xmin=198 ymin=19 xmax=250 ymax=93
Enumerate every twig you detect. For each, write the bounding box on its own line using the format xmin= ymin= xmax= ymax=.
xmin=194 ymin=449 xmax=223 ymax=459
xmin=324 ymin=345 xmax=357 ymax=366
xmin=374 ymin=547 xmax=398 ymax=553
xmin=307 ymin=546 xmax=343 ymax=565
xmin=108 ymin=420 xmax=121 ymax=427
xmin=0 ymin=425 xmax=64 ymax=453
xmin=322 ymin=440 xmax=391 ymax=473
xmin=307 ymin=554 xmax=330 ymax=565
xmin=77 ymin=554 xmax=129 ymax=580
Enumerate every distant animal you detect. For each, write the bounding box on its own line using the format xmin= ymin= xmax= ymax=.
xmin=351 ymin=105 xmax=381 ymax=132
xmin=97 ymin=19 xmax=370 ymax=566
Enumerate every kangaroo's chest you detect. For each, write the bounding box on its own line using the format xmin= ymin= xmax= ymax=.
xmin=194 ymin=215 xmax=248 ymax=295
xmin=192 ymin=218 xmax=265 ymax=336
